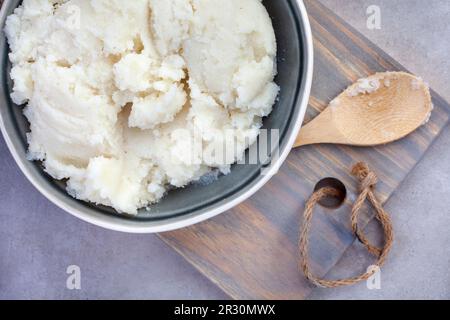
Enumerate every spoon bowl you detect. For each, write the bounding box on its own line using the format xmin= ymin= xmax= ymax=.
xmin=295 ymin=72 xmax=433 ymax=147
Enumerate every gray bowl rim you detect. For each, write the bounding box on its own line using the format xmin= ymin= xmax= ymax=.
xmin=0 ymin=0 xmax=314 ymax=233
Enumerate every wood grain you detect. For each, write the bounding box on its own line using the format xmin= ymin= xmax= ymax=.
xmin=159 ymin=0 xmax=450 ymax=300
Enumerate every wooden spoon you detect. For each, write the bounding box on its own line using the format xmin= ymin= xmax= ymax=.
xmin=295 ymin=72 xmax=433 ymax=147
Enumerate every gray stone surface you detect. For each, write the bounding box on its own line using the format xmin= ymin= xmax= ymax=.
xmin=0 ymin=0 xmax=449 ymax=300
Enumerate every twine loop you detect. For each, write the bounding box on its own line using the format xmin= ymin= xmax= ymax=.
xmin=299 ymin=162 xmax=394 ymax=288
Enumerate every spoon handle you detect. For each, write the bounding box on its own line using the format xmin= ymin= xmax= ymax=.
xmin=293 ymin=110 xmax=341 ymax=148
xmin=294 ymin=126 xmax=323 ymax=147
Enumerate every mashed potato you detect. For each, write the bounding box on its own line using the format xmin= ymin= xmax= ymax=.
xmin=5 ymin=0 xmax=279 ymax=214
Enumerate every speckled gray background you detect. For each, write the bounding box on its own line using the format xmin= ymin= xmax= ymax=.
xmin=1 ymin=0 xmax=449 ymax=300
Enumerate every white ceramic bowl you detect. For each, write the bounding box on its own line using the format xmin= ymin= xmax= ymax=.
xmin=0 ymin=0 xmax=313 ymax=233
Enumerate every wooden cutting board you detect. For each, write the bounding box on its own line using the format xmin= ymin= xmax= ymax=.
xmin=159 ymin=0 xmax=450 ymax=300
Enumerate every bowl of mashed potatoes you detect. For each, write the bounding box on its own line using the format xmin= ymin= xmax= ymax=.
xmin=0 ymin=0 xmax=313 ymax=233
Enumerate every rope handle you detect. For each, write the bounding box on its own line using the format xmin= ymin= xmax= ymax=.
xmin=299 ymin=162 xmax=394 ymax=288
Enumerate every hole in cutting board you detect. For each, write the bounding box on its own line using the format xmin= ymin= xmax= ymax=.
xmin=314 ymin=178 xmax=347 ymax=209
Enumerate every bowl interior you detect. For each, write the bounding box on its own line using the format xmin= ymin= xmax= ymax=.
xmin=0 ymin=0 xmax=306 ymax=225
